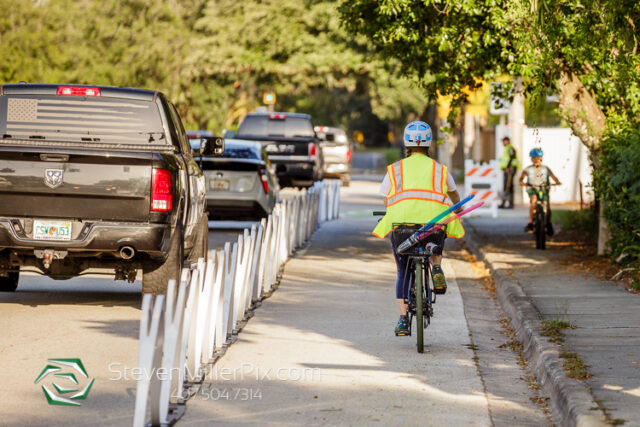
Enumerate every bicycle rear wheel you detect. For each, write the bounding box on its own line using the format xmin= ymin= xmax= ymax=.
xmin=535 ymin=205 xmax=546 ymax=250
xmin=415 ymin=261 xmax=424 ymax=353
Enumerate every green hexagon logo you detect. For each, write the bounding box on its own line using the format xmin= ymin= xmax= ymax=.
xmin=34 ymin=358 xmax=94 ymax=406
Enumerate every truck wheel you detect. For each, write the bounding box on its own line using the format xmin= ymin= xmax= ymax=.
xmin=188 ymin=216 xmax=209 ymax=264
xmin=0 ymin=271 xmax=19 ymax=292
xmin=341 ymin=173 xmax=351 ymax=187
xmin=142 ymin=226 xmax=183 ymax=295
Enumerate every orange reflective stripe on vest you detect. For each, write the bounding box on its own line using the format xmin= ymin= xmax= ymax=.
xmin=386 ymin=190 xmax=448 ymax=206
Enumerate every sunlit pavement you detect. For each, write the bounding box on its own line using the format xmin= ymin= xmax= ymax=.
xmin=467 ymin=211 xmax=640 ymax=425
xmin=180 ymin=180 xmax=547 ymax=426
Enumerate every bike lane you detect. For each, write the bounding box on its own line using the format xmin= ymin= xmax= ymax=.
xmin=179 ymin=181 xmax=541 ymax=425
xmin=467 ymin=208 xmax=640 ymax=426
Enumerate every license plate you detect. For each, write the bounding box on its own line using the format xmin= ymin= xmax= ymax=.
xmin=265 ymin=144 xmax=295 ymax=153
xmin=33 ymin=220 xmax=72 ymax=241
xmin=210 ymin=179 xmax=230 ymax=191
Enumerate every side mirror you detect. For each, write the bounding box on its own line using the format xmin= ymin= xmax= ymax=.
xmin=200 ymin=137 xmax=225 ymax=157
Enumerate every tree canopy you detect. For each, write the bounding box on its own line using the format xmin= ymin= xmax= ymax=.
xmin=0 ymin=0 xmax=429 ymax=143
xmin=340 ymin=0 xmax=640 ymax=146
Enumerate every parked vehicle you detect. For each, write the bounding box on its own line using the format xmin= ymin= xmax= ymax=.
xmin=0 ymin=83 xmax=222 ymax=295
xmin=188 ymin=135 xmax=278 ymax=221
xmin=315 ymin=126 xmax=352 ymax=186
xmin=234 ymin=112 xmax=323 ymax=188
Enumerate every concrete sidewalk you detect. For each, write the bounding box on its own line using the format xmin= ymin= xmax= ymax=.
xmin=178 ymin=181 xmax=547 ymax=426
xmin=466 ymin=208 xmax=640 ymax=426
xmin=182 ymin=216 xmax=491 ymax=425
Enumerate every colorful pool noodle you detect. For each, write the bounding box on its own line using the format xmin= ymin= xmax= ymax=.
xmin=397 ymin=198 xmax=482 ymax=253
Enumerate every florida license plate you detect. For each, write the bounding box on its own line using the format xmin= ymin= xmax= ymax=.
xmin=210 ymin=179 xmax=230 ymax=191
xmin=33 ymin=220 xmax=72 ymax=241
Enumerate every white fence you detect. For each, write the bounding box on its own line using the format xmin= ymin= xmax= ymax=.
xmin=133 ymin=180 xmax=340 ymax=426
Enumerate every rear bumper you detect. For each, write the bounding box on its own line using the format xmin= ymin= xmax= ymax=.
xmin=324 ymin=162 xmax=350 ymax=175
xmin=273 ymin=161 xmax=317 ymax=186
xmin=0 ymin=218 xmax=169 ymax=256
xmin=207 ymin=199 xmax=270 ymax=220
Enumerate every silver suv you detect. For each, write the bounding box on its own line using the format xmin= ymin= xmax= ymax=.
xmin=315 ymin=126 xmax=352 ymax=186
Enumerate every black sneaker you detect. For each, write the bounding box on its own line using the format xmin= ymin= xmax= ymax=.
xmin=546 ymin=222 xmax=554 ymax=236
xmin=524 ymin=223 xmax=533 ymax=233
xmin=394 ymin=315 xmax=410 ymax=336
xmin=432 ymin=265 xmax=447 ymax=295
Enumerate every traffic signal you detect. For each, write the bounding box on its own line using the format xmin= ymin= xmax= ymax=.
xmin=263 ymin=91 xmax=276 ymax=105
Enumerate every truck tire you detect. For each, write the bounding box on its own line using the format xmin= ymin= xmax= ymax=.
xmin=142 ymin=226 xmax=183 ymax=295
xmin=188 ymin=216 xmax=209 ymax=265
xmin=0 ymin=271 xmax=19 ymax=292
xmin=341 ymin=173 xmax=351 ymax=187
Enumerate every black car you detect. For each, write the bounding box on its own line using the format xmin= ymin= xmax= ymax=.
xmin=0 ymin=84 xmax=221 ymax=294
xmin=235 ymin=112 xmax=324 ymax=188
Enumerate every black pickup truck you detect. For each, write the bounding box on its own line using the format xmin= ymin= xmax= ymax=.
xmin=0 ymin=84 xmax=220 ymax=294
xmin=235 ymin=112 xmax=323 ymax=187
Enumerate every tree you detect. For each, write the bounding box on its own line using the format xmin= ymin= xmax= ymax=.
xmin=340 ymin=0 xmax=640 ymax=258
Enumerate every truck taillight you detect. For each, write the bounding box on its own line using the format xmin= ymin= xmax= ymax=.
xmin=258 ymin=166 xmax=269 ymax=194
xmin=151 ymin=169 xmax=173 ymax=212
xmin=308 ymin=143 xmax=317 ymax=160
xmin=346 ymin=148 xmax=352 ymax=163
xmin=57 ymin=86 xmax=101 ymax=96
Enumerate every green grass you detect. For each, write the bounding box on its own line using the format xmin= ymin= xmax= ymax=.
xmin=559 ymin=351 xmax=592 ymax=380
xmin=539 ymin=319 xmax=576 ymax=343
xmin=553 ymin=207 xmax=597 ymax=233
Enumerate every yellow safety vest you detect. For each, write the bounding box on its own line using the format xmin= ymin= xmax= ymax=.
xmin=499 ymin=143 xmax=520 ymax=170
xmin=372 ymin=154 xmax=465 ymax=239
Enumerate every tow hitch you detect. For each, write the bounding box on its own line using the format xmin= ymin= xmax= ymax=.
xmin=34 ymin=249 xmax=68 ymax=269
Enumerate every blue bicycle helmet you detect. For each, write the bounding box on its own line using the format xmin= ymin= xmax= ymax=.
xmin=529 ymin=147 xmax=543 ymax=158
xmin=403 ymin=121 xmax=432 ymax=147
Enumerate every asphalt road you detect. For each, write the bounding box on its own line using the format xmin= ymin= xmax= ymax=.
xmin=0 ymin=225 xmax=249 ymax=426
xmin=0 ymin=181 xmax=548 ymax=426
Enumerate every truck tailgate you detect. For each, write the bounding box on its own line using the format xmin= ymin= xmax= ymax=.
xmin=321 ymin=143 xmax=349 ymax=164
xmin=0 ymin=149 xmax=152 ymax=222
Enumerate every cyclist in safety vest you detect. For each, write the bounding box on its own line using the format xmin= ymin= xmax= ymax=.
xmin=519 ymin=147 xmax=561 ymax=235
xmin=499 ymin=136 xmax=519 ymax=209
xmin=373 ymin=121 xmax=465 ymax=336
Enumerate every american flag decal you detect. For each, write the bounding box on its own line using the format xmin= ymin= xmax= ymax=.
xmin=4 ymin=97 xmax=157 ymax=143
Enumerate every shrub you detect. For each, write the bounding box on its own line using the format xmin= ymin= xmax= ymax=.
xmin=593 ymin=127 xmax=640 ymax=268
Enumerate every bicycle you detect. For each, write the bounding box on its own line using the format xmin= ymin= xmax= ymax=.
xmin=392 ymin=224 xmax=442 ymax=353
xmin=526 ymin=183 xmax=558 ymax=250
xmin=375 ymin=211 xmax=440 ymax=353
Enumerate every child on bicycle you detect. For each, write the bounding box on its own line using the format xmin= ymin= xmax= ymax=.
xmin=519 ymin=148 xmax=561 ymax=236
xmin=373 ymin=121 xmax=465 ymax=336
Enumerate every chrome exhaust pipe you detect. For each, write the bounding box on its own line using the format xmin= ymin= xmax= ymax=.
xmin=119 ymin=246 xmax=135 ymax=260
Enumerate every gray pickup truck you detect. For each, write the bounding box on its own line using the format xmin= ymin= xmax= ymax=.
xmin=0 ymin=84 xmax=220 ymax=294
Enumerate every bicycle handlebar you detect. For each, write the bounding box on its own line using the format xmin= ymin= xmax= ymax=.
xmin=525 ymin=183 xmax=560 ymax=188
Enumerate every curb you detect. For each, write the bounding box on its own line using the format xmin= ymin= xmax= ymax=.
xmin=464 ymin=228 xmax=608 ymax=427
